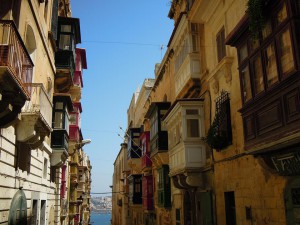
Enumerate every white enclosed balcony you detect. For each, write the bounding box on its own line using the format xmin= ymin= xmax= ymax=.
xmin=17 ymin=83 xmax=52 ymax=148
xmin=171 ymin=14 xmax=202 ymax=98
xmin=164 ymin=99 xmax=206 ymax=177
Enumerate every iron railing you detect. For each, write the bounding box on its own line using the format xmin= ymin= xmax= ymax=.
xmin=0 ymin=20 xmax=33 ymax=99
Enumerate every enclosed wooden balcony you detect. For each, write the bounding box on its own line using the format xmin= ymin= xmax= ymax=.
xmin=69 ymin=102 xmax=82 ymax=141
xmin=55 ymin=17 xmax=81 ymax=93
xmin=141 ymin=131 xmax=152 ymax=170
xmin=17 ymin=83 xmax=52 ymax=148
xmin=51 ymin=94 xmax=73 ymax=166
xmin=145 ymin=102 xmax=170 ymax=157
xmin=0 ymin=20 xmax=33 ymax=127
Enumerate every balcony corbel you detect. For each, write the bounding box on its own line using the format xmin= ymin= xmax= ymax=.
xmin=172 ymin=173 xmax=204 ymax=189
xmin=16 ymin=83 xmax=52 ymax=148
xmin=51 ymin=149 xmax=68 ymax=167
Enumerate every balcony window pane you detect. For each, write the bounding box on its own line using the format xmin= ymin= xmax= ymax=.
xmin=187 ymin=119 xmax=199 ymax=137
xmin=70 ymin=114 xmax=76 ymax=125
xmin=276 ymin=3 xmax=287 ymax=26
xmin=250 ymin=39 xmax=259 ymax=53
xmin=265 ymin=43 xmax=279 ymax=87
xmin=279 ymin=29 xmax=295 ymax=75
xmin=150 ymin=113 xmax=158 ymax=139
xmin=64 ymin=111 xmax=69 ymax=131
xmin=239 ymin=43 xmax=248 ymax=62
xmin=192 ymin=34 xmax=199 ymax=52
xmin=54 ymin=112 xmax=63 ymax=128
xmin=59 ymin=34 xmax=71 ymax=50
xmin=262 ymin=20 xmax=272 ymax=40
xmin=253 ymin=55 xmax=264 ymax=95
xmin=61 ymin=25 xmax=71 ymax=32
xmin=55 ymin=102 xmax=63 ymax=110
xmin=241 ymin=66 xmax=252 ymax=102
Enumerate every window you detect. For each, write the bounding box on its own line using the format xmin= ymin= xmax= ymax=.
xmin=58 ymin=22 xmax=74 ymax=51
xmin=52 ymin=101 xmax=70 ymax=131
xmin=186 ymin=109 xmax=200 ymax=138
xmin=150 ymin=112 xmax=158 ymax=139
xmin=40 ymin=200 xmax=46 ymax=225
xmin=206 ymin=91 xmax=232 ymax=150
xmin=31 ymin=200 xmax=38 ymax=225
xmin=50 ymin=166 xmax=56 ymax=183
xmin=216 ymin=27 xmax=226 ymax=62
xmin=191 ymin=23 xmax=199 ymax=52
xmin=216 ymin=91 xmax=232 ymax=144
xmin=279 ymin=29 xmax=295 ymax=75
xmin=16 ymin=144 xmax=31 ymax=173
xmin=43 ymin=158 xmax=48 ymax=179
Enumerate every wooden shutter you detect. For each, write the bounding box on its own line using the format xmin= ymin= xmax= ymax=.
xmin=217 ymin=27 xmax=226 ymax=62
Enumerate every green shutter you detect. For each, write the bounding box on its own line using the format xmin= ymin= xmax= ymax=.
xmin=157 ymin=165 xmax=171 ymax=208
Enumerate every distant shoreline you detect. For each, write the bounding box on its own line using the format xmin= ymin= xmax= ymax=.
xmin=91 ymin=210 xmax=111 ymax=214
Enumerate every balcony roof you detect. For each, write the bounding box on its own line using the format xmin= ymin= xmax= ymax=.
xmin=163 ymin=98 xmax=204 ymax=121
xmin=53 ymin=93 xmax=73 ymax=111
xmin=144 ymin=102 xmax=171 ymax=119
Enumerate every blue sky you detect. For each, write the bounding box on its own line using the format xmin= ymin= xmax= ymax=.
xmin=71 ymin=0 xmax=174 ymax=194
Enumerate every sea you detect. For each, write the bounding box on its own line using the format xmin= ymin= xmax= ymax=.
xmin=90 ymin=212 xmax=111 ymax=225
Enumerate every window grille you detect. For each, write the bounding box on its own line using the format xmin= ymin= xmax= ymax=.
xmin=215 ymin=91 xmax=232 ymax=145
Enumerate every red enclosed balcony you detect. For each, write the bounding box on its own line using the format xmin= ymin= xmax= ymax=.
xmin=70 ymin=48 xmax=87 ymax=101
xmin=0 ymin=20 xmax=33 ymax=127
xmin=74 ymin=48 xmax=87 ymax=87
xmin=141 ymin=131 xmax=152 ymax=169
xmin=69 ymin=102 xmax=82 ymax=141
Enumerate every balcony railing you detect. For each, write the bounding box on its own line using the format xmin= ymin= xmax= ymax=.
xmin=0 ymin=20 xmax=33 ymax=99
xmin=22 ymin=83 xmax=52 ymax=129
